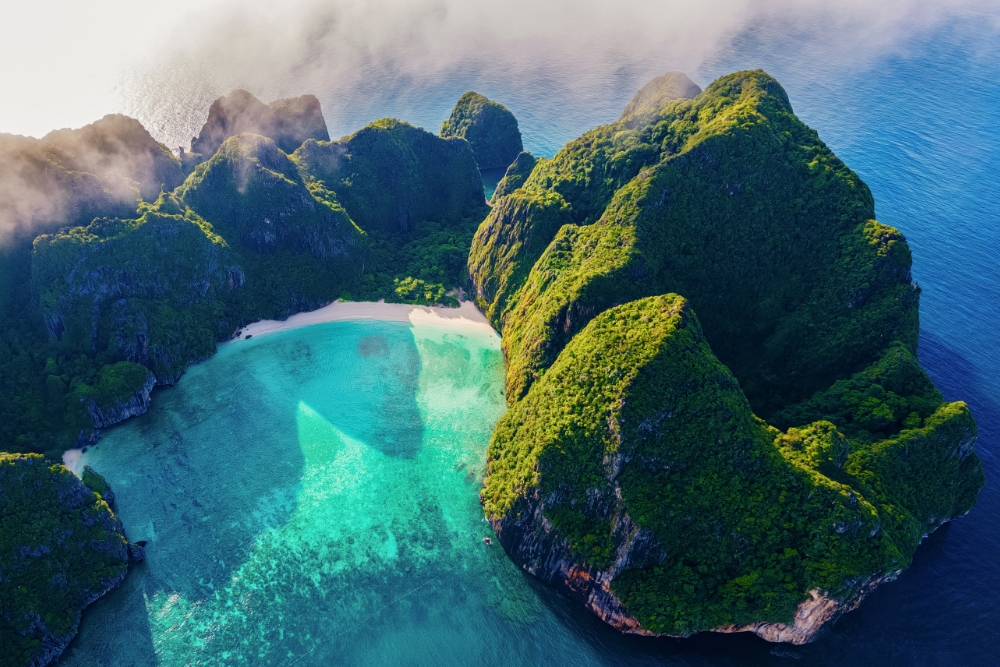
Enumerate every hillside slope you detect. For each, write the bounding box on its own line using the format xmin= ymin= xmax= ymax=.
xmin=474 ymin=70 xmax=984 ymax=642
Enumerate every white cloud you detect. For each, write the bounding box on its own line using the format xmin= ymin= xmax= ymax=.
xmin=1 ymin=0 xmax=997 ymax=147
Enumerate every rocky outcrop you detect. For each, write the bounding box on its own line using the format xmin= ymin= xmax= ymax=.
xmin=176 ymin=133 xmax=361 ymax=259
xmin=441 ymin=92 xmax=523 ymax=170
xmin=84 ymin=371 xmax=155 ymax=429
xmin=0 ymin=454 xmax=131 ymax=667
xmin=190 ymin=90 xmax=330 ymax=159
xmin=294 ymin=119 xmax=486 ymax=237
xmin=718 ymin=576 xmax=897 ymax=644
xmin=489 ymin=491 xmax=656 ymax=636
xmin=482 ymin=287 xmax=982 ymax=643
xmin=491 ymin=492 xmax=902 ymax=644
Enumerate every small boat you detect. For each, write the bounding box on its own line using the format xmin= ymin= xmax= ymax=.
xmin=482 ymin=536 xmax=493 ymax=546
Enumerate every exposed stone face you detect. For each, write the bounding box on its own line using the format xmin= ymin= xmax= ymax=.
xmin=489 ymin=491 xmax=658 ymax=637
xmin=191 ymin=90 xmax=330 ymax=158
xmin=491 ymin=490 xmax=907 ymax=644
xmin=85 ymin=372 xmax=156 ymax=429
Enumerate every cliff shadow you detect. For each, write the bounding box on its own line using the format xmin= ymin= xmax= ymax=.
xmin=298 ymin=321 xmax=426 ymax=459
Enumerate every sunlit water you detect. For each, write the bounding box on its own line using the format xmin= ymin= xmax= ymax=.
xmin=58 ymin=17 xmax=999 ymax=667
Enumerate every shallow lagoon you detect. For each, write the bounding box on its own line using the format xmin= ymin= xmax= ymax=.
xmin=62 ymin=318 xmax=543 ymax=665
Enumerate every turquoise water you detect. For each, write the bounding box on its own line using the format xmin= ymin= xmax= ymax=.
xmin=61 ymin=16 xmax=1000 ymax=666
xmin=63 ymin=319 xmax=557 ymax=666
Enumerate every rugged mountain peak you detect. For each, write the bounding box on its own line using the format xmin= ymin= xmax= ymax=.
xmin=0 ymin=115 xmax=183 ymax=243
xmin=620 ymin=71 xmax=702 ymax=121
xmin=190 ymin=90 xmax=330 ymax=158
xmin=440 ymin=92 xmax=523 ymax=171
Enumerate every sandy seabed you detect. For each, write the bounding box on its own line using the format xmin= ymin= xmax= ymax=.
xmin=64 ymin=299 xmax=495 ymax=474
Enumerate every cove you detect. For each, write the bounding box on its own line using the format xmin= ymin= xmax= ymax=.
xmin=62 ymin=314 xmax=778 ymax=667
xmin=59 ymin=315 xmax=557 ymax=666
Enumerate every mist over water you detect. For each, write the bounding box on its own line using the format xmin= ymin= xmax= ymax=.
xmin=91 ymin=1 xmax=1000 ymax=155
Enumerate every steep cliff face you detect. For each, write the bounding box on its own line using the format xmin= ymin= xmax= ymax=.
xmin=31 ymin=210 xmax=243 ymax=383
xmin=441 ymin=92 xmax=523 ymax=170
xmin=176 ymin=133 xmax=362 ymax=261
xmin=8 ymin=109 xmax=489 ymax=454
xmin=190 ymin=90 xmax=330 ymax=159
xmin=476 ymin=71 xmax=984 ymax=643
xmin=483 ymin=295 xmax=982 ymax=643
xmin=0 ymin=453 xmax=131 ymax=667
xmin=472 ymin=70 xmax=917 ymax=414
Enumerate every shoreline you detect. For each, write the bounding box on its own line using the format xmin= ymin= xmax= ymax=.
xmin=229 ymin=299 xmax=495 ymax=341
xmin=63 ymin=299 xmax=495 ymax=475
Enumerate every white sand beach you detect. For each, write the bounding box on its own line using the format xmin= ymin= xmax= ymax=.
xmin=230 ymin=298 xmax=495 ymax=341
xmin=63 ymin=448 xmax=84 ymax=476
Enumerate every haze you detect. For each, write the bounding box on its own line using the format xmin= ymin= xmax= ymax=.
xmin=1 ymin=0 xmax=997 ymax=152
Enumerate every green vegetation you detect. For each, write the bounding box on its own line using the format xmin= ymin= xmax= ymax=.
xmin=491 ymin=152 xmax=540 ymax=203
xmin=619 ymin=71 xmax=702 ymax=123
xmin=294 ymin=118 xmax=489 ymax=302
xmin=1 ymin=115 xmax=488 ymax=456
xmin=0 ymin=70 xmax=984 ymax=649
xmin=476 ymin=70 xmax=983 ymax=637
xmin=0 ymin=114 xmax=183 ymax=243
xmin=0 ymin=453 xmax=129 ymax=667
xmin=472 ymin=70 xmax=918 ymax=414
xmin=0 ymin=103 xmax=495 ymax=666
xmin=440 ymin=92 xmax=523 ymax=170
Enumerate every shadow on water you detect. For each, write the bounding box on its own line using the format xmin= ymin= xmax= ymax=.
xmin=294 ymin=322 xmax=425 ymax=459
xmin=352 ymin=330 xmax=425 ymax=458
xmin=59 ymin=331 xmax=312 ymax=666
xmin=60 ymin=319 xmax=427 ymax=666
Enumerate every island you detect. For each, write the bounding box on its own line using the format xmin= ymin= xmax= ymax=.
xmin=472 ymin=69 xmax=983 ymax=642
xmin=0 ymin=71 xmax=984 ymax=663
xmin=440 ymin=92 xmax=524 ymax=171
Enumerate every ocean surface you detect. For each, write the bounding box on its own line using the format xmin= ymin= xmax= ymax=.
xmin=60 ymin=16 xmax=999 ymax=667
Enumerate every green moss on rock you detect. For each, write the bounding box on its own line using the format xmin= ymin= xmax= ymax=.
xmin=441 ymin=92 xmax=523 ymax=170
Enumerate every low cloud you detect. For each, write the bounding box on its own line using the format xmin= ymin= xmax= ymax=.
xmin=114 ymin=0 xmax=998 ymax=151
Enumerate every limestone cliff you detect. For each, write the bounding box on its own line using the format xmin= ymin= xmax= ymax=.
xmin=190 ymin=90 xmax=330 ymax=159
xmin=0 ymin=115 xmax=183 ymax=244
xmin=82 ymin=368 xmax=156 ymax=430
xmin=441 ymin=92 xmax=523 ymax=171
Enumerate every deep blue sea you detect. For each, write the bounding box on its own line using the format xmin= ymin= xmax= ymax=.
xmin=60 ymin=16 xmax=998 ymax=667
